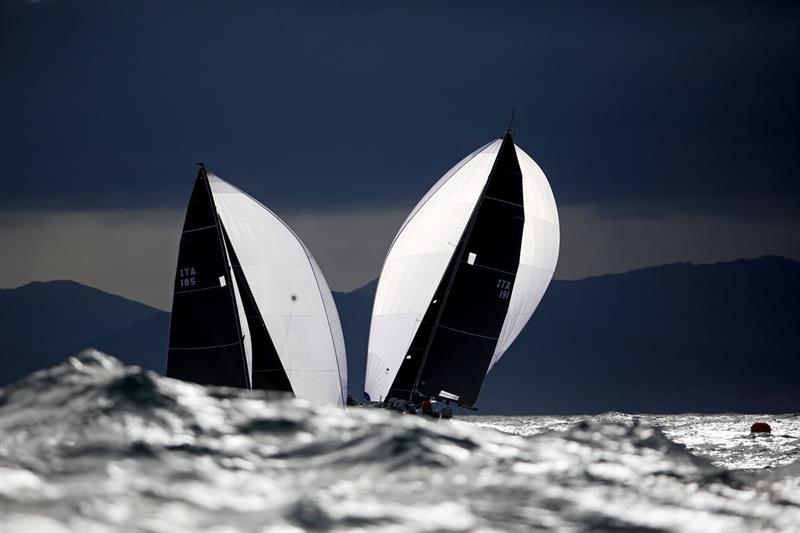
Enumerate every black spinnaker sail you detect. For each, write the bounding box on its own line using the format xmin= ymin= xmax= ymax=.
xmin=386 ymin=132 xmax=525 ymax=407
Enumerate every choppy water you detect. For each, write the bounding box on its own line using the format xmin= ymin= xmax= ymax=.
xmin=1 ymin=351 xmax=798 ymax=532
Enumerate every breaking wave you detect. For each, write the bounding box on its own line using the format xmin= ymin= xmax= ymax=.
xmin=1 ymin=350 xmax=798 ymax=532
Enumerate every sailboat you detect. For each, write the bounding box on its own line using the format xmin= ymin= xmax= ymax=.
xmin=167 ymin=165 xmax=348 ymax=406
xmin=364 ymin=127 xmax=559 ymax=411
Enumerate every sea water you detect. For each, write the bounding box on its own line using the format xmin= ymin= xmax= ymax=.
xmin=2 ymin=351 xmax=798 ymax=532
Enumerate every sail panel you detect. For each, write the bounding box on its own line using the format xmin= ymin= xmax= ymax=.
xmin=365 ymin=140 xmax=502 ymax=402
xmin=167 ymin=171 xmax=249 ymax=388
xmin=208 ymin=175 xmax=346 ymax=406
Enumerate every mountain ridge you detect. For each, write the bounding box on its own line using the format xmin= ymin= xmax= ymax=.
xmin=1 ymin=256 xmax=797 ymax=413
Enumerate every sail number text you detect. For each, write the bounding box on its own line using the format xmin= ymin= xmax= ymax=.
xmin=179 ymin=267 xmax=197 ymax=288
xmin=496 ymin=278 xmax=512 ymax=300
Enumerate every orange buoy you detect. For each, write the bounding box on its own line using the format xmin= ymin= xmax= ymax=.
xmin=751 ymin=422 xmax=771 ymax=433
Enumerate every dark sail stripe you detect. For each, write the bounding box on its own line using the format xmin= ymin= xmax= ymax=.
xmin=167 ymin=167 xmax=250 ymax=389
xmin=386 ymin=132 xmax=524 ymax=407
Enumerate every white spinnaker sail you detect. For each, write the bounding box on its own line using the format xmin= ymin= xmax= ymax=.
xmin=364 ymin=139 xmax=559 ymax=402
xmin=208 ymin=175 xmax=347 ymax=406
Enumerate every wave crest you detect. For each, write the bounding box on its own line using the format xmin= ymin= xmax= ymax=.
xmin=1 ymin=351 xmax=798 ymax=531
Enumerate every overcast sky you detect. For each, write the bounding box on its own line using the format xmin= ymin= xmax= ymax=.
xmin=2 ymin=1 xmax=798 ymax=309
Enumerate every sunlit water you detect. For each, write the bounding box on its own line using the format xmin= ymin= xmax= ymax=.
xmin=463 ymin=413 xmax=800 ymax=472
xmin=2 ymin=351 xmax=798 ymax=532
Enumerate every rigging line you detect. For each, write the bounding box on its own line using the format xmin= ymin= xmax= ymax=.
xmin=507 ymin=108 xmax=517 ymax=135
xmin=174 ymin=284 xmax=223 ymax=295
xmin=436 ymin=323 xmax=499 ymax=340
xmin=169 ymin=340 xmax=241 ymax=350
xmin=468 ymin=262 xmax=518 ymax=277
xmin=181 ymin=224 xmax=217 ymax=234
xmin=483 ymin=195 xmax=523 ymax=208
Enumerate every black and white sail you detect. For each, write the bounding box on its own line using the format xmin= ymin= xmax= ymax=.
xmin=168 ymin=167 xmax=347 ymax=406
xmin=364 ymin=132 xmax=559 ymax=407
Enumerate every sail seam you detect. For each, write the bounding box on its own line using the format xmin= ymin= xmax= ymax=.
xmin=170 ymin=341 xmax=241 ymax=350
xmin=174 ymin=285 xmax=224 ymax=295
xmin=261 ymin=369 xmax=339 ymax=373
xmin=523 ymin=213 xmax=559 ymax=227
xmin=436 ymin=324 xmax=499 ymax=340
xmin=467 ymin=263 xmax=517 ymax=276
xmin=182 ymin=224 xmax=217 ymax=234
xmin=483 ymin=195 xmax=523 ymax=208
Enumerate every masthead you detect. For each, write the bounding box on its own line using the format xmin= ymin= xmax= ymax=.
xmin=506 ymin=108 xmax=517 ymax=136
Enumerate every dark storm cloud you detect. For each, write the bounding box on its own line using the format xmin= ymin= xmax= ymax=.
xmin=2 ymin=0 xmax=798 ymax=216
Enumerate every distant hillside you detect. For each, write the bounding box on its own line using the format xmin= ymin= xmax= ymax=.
xmin=334 ymin=280 xmax=376 ymax=398
xmin=0 ymin=281 xmax=168 ymax=385
xmin=545 ymin=256 xmax=800 ymax=357
xmin=477 ymin=256 xmax=800 ymax=414
xmin=2 ymin=257 xmax=798 ymax=413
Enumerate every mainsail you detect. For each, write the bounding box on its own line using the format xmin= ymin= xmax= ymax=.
xmin=168 ymin=167 xmax=347 ymax=406
xmin=364 ymin=131 xmax=559 ymax=407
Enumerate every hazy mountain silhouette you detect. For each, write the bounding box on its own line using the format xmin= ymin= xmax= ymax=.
xmin=0 ymin=281 xmax=169 ymax=384
xmin=1 ymin=257 xmax=797 ymax=413
xmin=477 ymin=256 xmax=800 ymax=414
